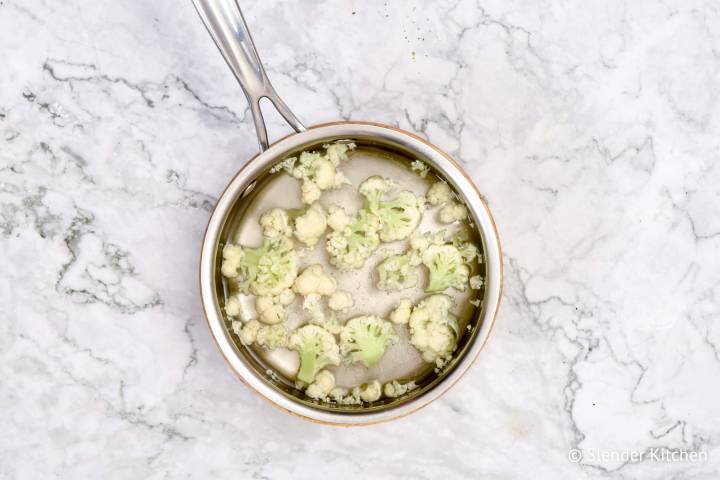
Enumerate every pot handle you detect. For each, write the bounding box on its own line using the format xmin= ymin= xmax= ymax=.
xmin=192 ymin=0 xmax=306 ymax=151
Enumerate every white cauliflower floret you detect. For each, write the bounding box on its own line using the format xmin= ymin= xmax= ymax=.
xmin=289 ymin=325 xmax=342 ymax=383
xmin=439 ymin=202 xmax=467 ymax=224
xmin=422 ymin=244 xmax=470 ymax=292
xmin=359 ymin=380 xmax=382 ymax=403
xmin=221 ymin=236 xmax=299 ymax=296
xmin=340 ymin=316 xmax=398 ymax=367
xmin=470 ymin=275 xmax=484 ymax=290
xmin=279 ymin=142 xmax=355 ymax=204
xmin=409 ymin=230 xmax=447 ymax=253
xmin=292 ymin=202 xmax=327 ymax=247
xmin=259 ymin=208 xmax=292 ymax=238
xmin=305 ymin=370 xmax=335 ymax=400
xmin=327 ymin=204 xmax=351 ymax=231
xmin=359 ymin=176 xmax=423 ymax=242
xmin=255 ymin=289 xmax=295 ymax=324
xmin=376 ymin=253 xmax=420 ymax=291
xmin=326 ymin=209 xmax=380 ymax=270
xmin=220 ymin=243 xmax=245 ymax=278
xmin=256 ymin=324 xmax=289 ymax=349
xmin=302 ymin=294 xmax=341 ymax=334
xmin=426 ymin=181 xmax=453 ymax=206
xmin=237 ymin=319 xmax=261 ymax=345
xmin=383 ymin=380 xmax=417 ymax=398
xmin=293 ymin=264 xmax=337 ymax=297
xmin=225 ymin=294 xmax=241 ymax=317
xmin=410 ymin=159 xmax=429 ymax=178
xmin=328 ymin=290 xmax=354 ymax=312
xmin=408 ymin=294 xmax=459 ymax=364
xmin=389 ymin=298 xmax=412 ymax=324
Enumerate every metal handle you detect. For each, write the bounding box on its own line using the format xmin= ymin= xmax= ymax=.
xmin=192 ymin=0 xmax=305 ymax=151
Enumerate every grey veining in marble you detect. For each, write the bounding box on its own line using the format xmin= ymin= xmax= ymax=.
xmin=1 ymin=0 xmax=719 ymax=478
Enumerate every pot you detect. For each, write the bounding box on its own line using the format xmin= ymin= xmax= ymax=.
xmin=193 ymin=0 xmax=502 ymax=425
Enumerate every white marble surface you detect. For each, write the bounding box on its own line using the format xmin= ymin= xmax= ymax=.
xmin=1 ymin=0 xmax=719 ymax=478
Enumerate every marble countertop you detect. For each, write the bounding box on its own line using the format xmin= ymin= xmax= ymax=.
xmin=2 ymin=0 xmax=719 ymax=478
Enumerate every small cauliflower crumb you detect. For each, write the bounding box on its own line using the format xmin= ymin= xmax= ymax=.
xmin=293 ymin=264 xmax=337 ymax=296
xmin=439 ymin=202 xmax=467 ymax=224
xmin=293 ymin=202 xmax=327 ymax=247
xmin=383 ymin=380 xmax=417 ymax=398
xmin=389 ymin=298 xmax=412 ymax=324
xmin=410 ymin=159 xmax=429 ymax=178
xmin=359 ymin=380 xmax=382 ymax=402
xmin=238 ymin=319 xmax=261 ymax=345
xmin=306 ymin=370 xmax=335 ymax=400
xmin=259 ymin=208 xmax=292 ymax=238
xmin=470 ymin=298 xmax=481 ymax=307
xmin=328 ymin=290 xmax=354 ymax=312
xmin=426 ymin=181 xmax=453 ymax=206
xmin=469 ymin=275 xmax=484 ymax=290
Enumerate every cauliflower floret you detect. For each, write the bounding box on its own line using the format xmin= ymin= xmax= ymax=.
xmin=236 ymin=319 xmax=261 ymax=345
xmin=409 ymin=230 xmax=447 ymax=253
xmin=256 ymin=324 xmax=289 ymax=349
xmin=376 ymin=253 xmax=419 ymax=291
xmin=327 ymin=204 xmax=351 ymax=231
xmin=293 ymin=264 xmax=337 ymax=296
xmin=470 ymin=275 xmax=484 ymax=290
xmin=259 ymin=208 xmax=292 ymax=238
xmin=293 ymin=202 xmax=327 ymax=247
xmin=225 ymin=294 xmax=241 ymax=317
xmin=359 ymin=380 xmax=382 ymax=403
xmin=305 ymin=369 xmax=335 ymax=400
xmin=359 ymin=176 xmax=423 ymax=242
xmin=340 ymin=316 xmax=398 ymax=367
xmin=410 ymin=159 xmax=429 ymax=178
xmin=220 ymin=244 xmax=245 ymax=278
xmin=422 ymin=244 xmax=470 ymax=292
xmin=439 ymin=202 xmax=467 ymax=224
xmin=221 ymin=236 xmax=299 ymax=296
xmin=289 ymin=325 xmax=341 ymax=383
xmin=302 ymin=294 xmax=341 ymax=334
xmin=426 ymin=181 xmax=453 ymax=206
xmin=328 ymin=290 xmax=354 ymax=312
xmin=383 ymin=380 xmax=417 ymax=398
xmin=408 ymin=294 xmax=459 ymax=364
xmin=326 ymin=209 xmax=380 ymax=270
xmin=255 ymin=289 xmax=295 ymax=324
xmin=279 ymin=142 xmax=355 ymax=204
xmin=328 ymin=387 xmax=362 ymax=405
xmin=389 ymin=298 xmax=412 ymax=324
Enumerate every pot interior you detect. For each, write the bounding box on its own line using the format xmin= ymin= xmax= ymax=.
xmin=213 ymin=134 xmax=489 ymax=413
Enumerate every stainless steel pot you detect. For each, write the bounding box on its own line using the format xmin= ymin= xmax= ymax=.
xmin=193 ymin=0 xmax=502 ymax=425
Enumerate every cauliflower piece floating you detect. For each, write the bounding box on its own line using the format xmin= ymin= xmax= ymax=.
xmin=328 ymin=290 xmax=354 ymax=313
xmin=225 ymin=294 xmax=242 ymax=318
xmin=292 ymin=202 xmax=327 ymax=247
xmin=256 ymin=324 xmax=289 ymax=350
xmin=339 ymin=316 xmax=399 ymax=367
xmin=422 ymin=244 xmax=470 ymax=292
xmin=255 ymin=289 xmax=295 ymax=324
xmin=306 ymin=370 xmax=336 ymax=400
xmin=376 ymin=253 xmax=420 ymax=291
xmin=383 ymin=379 xmax=418 ymax=398
xmin=235 ymin=319 xmax=261 ymax=346
xmin=389 ymin=298 xmax=412 ymax=325
xmin=276 ymin=142 xmax=355 ymax=204
xmin=469 ymin=275 xmax=484 ymax=290
xmin=293 ymin=264 xmax=337 ymax=297
xmin=408 ymin=294 xmax=459 ymax=364
xmin=359 ymin=176 xmax=423 ymax=242
xmin=426 ymin=181 xmax=453 ymax=206
xmin=410 ymin=159 xmax=429 ymax=178
xmin=221 ymin=236 xmax=299 ymax=296
xmin=409 ymin=230 xmax=447 ymax=253
xmin=439 ymin=202 xmax=467 ymax=224
xmin=289 ymin=325 xmax=342 ymax=383
xmin=358 ymin=380 xmax=382 ymax=402
xmin=326 ymin=204 xmax=351 ymax=232
xmin=326 ymin=209 xmax=381 ymax=270
xmin=259 ymin=208 xmax=293 ymax=238
xmin=302 ymin=294 xmax=342 ymax=334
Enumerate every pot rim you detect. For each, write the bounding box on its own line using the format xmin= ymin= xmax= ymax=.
xmin=199 ymin=120 xmax=503 ymax=426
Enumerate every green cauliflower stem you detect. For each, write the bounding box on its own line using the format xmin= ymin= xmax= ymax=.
xmin=326 ymin=209 xmax=381 ymax=270
xmin=359 ymin=176 xmax=423 ymax=242
xmin=289 ymin=325 xmax=341 ymax=383
xmin=340 ymin=316 xmax=399 ymax=367
xmin=422 ymin=244 xmax=470 ymax=292
xmin=376 ymin=253 xmax=419 ymax=291
xmin=221 ymin=236 xmax=299 ymax=296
